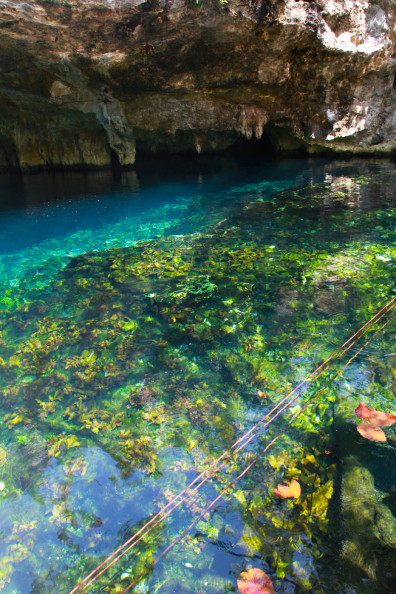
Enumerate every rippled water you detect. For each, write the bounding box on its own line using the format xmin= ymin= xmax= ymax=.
xmin=0 ymin=157 xmax=395 ymax=593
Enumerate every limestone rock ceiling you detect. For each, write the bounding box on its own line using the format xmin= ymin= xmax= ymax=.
xmin=0 ymin=0 xmax=395 ymax=170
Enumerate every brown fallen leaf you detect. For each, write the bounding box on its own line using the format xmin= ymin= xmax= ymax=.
xmin=355 ymin=402 xmax=396 ymax=427
xmin=274 ymin=478 xmax=301 ymax=499
xmin=357 ymin=422 xmax=387 ymax=442
xmin=237 ymin=568 xmax=276 ymax=594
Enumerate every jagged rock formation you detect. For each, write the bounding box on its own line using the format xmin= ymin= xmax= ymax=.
xmin=0 ymin=0 xmax=395 ymax=171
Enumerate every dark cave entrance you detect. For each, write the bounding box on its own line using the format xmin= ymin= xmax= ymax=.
xmin=110 ymin=149 xmax=121 ymax=169
xmin=133 ymin=123 xmax=308 ymax=182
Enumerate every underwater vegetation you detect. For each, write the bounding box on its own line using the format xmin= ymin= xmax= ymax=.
xmin=237 ymin=567 xmax=275 ymax=594
xmin=354 ymin=401 xmax=396 ymax=442
xmin=355 ymin=401 xmax=396 ymax=427
xmin=0 ymin=164 xmax=395 ymax=592
xmin=274 ymin=479 xmax=301 ymax=500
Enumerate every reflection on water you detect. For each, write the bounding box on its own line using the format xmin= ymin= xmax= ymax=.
xmin=0 ymin=158 xmax=395 ymax=593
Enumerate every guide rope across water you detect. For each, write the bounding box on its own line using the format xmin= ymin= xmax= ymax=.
xmin=69 ymin=295 xmax=396 ymax=594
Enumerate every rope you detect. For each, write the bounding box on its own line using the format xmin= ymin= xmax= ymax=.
xmin=69 ymin=295 xmax=396 ymax=593
xmin=122 ymin=305 xmax=395 ymax=594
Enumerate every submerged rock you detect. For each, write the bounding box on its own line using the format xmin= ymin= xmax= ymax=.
xmin=340 ymin=455 xmax=396 ymax=585
xmin=0 ymin=1 xmax=395 ymax=171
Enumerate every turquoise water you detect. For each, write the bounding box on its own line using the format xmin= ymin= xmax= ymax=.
xmin=0 ymin=162 xmax=295 ymax=304
xmin=0 ymin=159 xmax=323 ymax=298
xmin=0 ymin=158 xmax=395 ymax=593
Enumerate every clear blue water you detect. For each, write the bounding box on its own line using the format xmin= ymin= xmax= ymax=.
xmin=0 ymin=161 xmax=300 ymax=298
xmin=0 ymin=157 xmax=395 ymax=593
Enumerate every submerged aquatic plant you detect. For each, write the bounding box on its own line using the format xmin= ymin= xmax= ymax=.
xmin=237 ymin=567 xmax=275 ymax=594
xmin=46 ymin=434 xmax=80 ymax=458
xmin=356 ymin=422 xmax=387 ymax=442
xmin=0 ymin=164 xmax=395 ymax=592
xmin=273 ymin=479 xmax=301 ymax=500
xmin=355 ymin=402 xmax=396 ymax=427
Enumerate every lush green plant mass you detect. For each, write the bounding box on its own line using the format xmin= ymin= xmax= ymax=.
xmin=0 ymin=166 xmax=395 ymax=592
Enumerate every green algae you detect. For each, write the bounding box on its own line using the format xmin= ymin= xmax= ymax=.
xmin=0 ymin=166 xmax=395 ymax=592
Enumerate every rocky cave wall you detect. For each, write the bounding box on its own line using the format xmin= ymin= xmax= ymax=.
xmin=0 ymin=0 xmax=395 ymax=171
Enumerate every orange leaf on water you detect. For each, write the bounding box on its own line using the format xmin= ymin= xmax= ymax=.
xmin=237 ymin=568 xmax=276 ymax=594
xmin=274 ymin=479 xmax=301 ymax=500
xmin=357 ymin=422 xmax=387 ymax=442
xmin=355 ymin=402 xmax=396 ymax=427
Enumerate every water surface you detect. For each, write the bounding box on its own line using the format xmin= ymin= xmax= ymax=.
xmin=0 ymin=157 xmax=395 ymax=593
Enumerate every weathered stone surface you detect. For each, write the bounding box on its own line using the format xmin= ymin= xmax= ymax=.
xmin=340 ymin=455 xmax=396 ymax=582
xmin=0 ymin=0 xmax=395 ymax=170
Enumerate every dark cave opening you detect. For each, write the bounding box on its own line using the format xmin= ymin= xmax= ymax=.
xmin=133 ymin=123 xmax=309 ymax=184
xmin=110 ymin=149 xmax=122 ymax=170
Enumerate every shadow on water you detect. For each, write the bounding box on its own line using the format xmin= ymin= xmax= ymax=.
xmin=324 ymin=419 xmax=396 ymax=594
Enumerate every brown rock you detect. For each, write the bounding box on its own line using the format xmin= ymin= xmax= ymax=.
xmin=0 ymin=1 xmax=394 ymax=171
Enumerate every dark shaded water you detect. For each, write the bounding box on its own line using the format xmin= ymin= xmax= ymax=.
xmin=0 ymin=157 xmax=395 ymax=593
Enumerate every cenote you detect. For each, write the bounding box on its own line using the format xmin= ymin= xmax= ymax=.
xmin=0 ymin=156 xmax=395 ymax=594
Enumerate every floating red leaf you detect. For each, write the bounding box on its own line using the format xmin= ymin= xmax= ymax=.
xmin=274 ymin=479 xmax=301 ymax=500
xmin=237 ymin=568 xmax=276 ymax=594
xmin=355 ymin=402 xmax=396 ymax=427
xmin=357 ymin=422 xmax=387 ymax=442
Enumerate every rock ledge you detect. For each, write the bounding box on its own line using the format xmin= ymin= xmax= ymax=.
xmin=0 ymin=0 xmax=395 ymax=171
